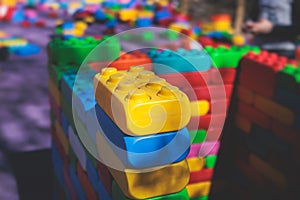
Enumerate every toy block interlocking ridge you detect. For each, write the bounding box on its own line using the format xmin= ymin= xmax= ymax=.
xmin=94 ymin=66 xmax=191 ymax=136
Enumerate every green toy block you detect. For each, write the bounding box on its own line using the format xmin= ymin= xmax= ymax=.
xmin=204 ymin=45 xmax=260 ymax=68
xmin=276 ymin=64 xmax=300 ymax=92
xmin=159 ymin=30 xmax=179 ymax=41
xmin=47 ymin=36 xmax=120 ymax=65
xmin=190 ymin=195 xmax=208 ymax=200
xmin=189 ymin=130 xmax=207 ymax=144
xmin=205 ymin=155 xmax=217 ymax=168
xmin=112 ymin=180 xmax=190 ymax=200
xmin=120 ymin=31 xmax=154 ymax=42
xmin=48 ymin=64 xmax=79 ymax=88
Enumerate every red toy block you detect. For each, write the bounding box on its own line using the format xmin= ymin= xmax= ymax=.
xmin=158 ymin=70 xmax=212 ymax=88
xmin=182 ymin=84 xmax=233 ymax=101
xmin=20 ymin=20 xmax=31 ymax=27
xmin=108 ymin=51 xmax=152 ymax=71
xmin=2 ymin=7 xmax=15 ymax=21
xmin=35 ymin=20 xmax=45 ymax=27
xmin=188 ymin=114 xmax=226 ymax=130
xmin=189 ymin=168 xmax=214 ymax=184
xmin=63 ymin=166 xmax=78 ymax=200
xmin=209 ymin=98 xmax=230 ymax=114
xmin=211 ymin=68 xmax=237 ymax=85
xmin=237 ymin=101 xmax=272 ymax=130
xmin=239 ymin=51 xmax=292 ymax=98
xmin=97 ymin=161 xmax=113 ymax=195
xmin=77 ymin=162 xmax=98 ymax=200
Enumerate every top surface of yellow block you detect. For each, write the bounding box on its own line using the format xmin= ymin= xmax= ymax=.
xmin=94 ymin=66 xmax=191 ymax=136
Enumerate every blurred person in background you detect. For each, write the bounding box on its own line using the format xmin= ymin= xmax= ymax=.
xmin=243 ymin=0 xmax=300 ymax=58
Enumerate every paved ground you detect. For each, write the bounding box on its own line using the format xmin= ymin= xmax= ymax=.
xmin=0 ymin=20 xmax=55 ymax=199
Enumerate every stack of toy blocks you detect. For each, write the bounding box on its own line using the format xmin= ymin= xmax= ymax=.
xmin=147 ymin=45 xmax=260 ymax=199
xmin=232 ymin=50 xmax=300 ymax=199
xmin=93 ymin=66 xmax=192 ymax=199
xmin=48 ymin=36 xmax=121 ymax=200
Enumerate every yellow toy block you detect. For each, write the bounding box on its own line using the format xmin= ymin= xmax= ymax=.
xmin=249 ymin=154 xmax=287 ymax=189
xmin=137 ymin=10 xmax=154 ymax=18
xmin=48 ymin=78 xmax=61 ymax=107
xmin=254 ymin=94 xmax=295 ymax=126
xmin=186 ymin=181 xmax=211 ymax=198
xmin=94 ymin=67 xmax=191 ymax=136
xmin=235 ymin=113 xmax=251 ymax=133
xmin=109 ymin=159 xmax=190 ymax=199
xmin=187 ymin=157 xmax=205 ymax=172
xmin=84 ymin=16 xmax=95 ymax=24
xmin=119 ymin=9 xmax=138 ymax=22
xmin=190 ymin=100 xmax=209 ymax=117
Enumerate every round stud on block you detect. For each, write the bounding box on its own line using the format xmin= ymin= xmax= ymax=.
xmin=232 ymin=34 xmax=245 ymax=46
xmin=101 ymin=67 xmax=117 ymax=76
xmin=137 ymin=71 xmax=155 ymax=79
xmin=129 ymin=66 xmax=144 ymax=73
xmin=107 ymin=73 xmax=125 ymax=86
xmin=127 ymin=89 xmax=151 ymax=103
xmin=115 ymin=81 xmax=135 ymax=93
xmin=157 ymin=86 xmax=179 ymax=99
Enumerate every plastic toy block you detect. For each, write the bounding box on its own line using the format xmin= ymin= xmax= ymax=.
xmin=119 ymin=9 xmax=138 ymax=21
xmin=55 ymin=120 xmax=69 ymax=156
xmin=69 ymin=165 xmax=87 ymax=200
xmin=276 ymin=64 xmax=300 ymax=93
xmin=188 ymin=141 xmax=220 ymax=158
xmin=48 ymin=64 xmax=79 ymax=88
xmin=121 ymin=31 xmax=154 ymax=42
xmin=237 ymin=101 xmax=272 ymax=130
xmin=186 ymin=181 xmax=211 ymax=198
xmin=158 ymin=70 xmax=212 ymax=89
xmin=188 ymin=114 xmax=226 ymax=131
xmin=271 ymin=121 xmax=300 ymax=149
xmin=69 ymin=126 xmax=87 ymax=171
xmin=235 ymin=113 xmax=252 ymax=133
xmin=206 ymin=128 xmax=223 ymax=141
xmin=159 ymin=30 xmax=179 ymax=41
xmin=95 ymin=104 xmax=190 ymax=168
xmin=60 ymin=112 xmax=69 ymax=137
xmin=211 ymin=68 xmax=237 ymax=85
xmin=204 ymin=45 xmax=260 ymax=68
xmin=136 ymin=18 xmax=152 ymax=27
xmin=86 ymin=159 xmax=100 ymax=191
xmin=107 ymin=51 xmax=152 ymax=71
xmin=149 ymin=49 xmax=211 ymax=74
xmin=187 ymin=157 xmax=205 ymax=172
xmin=236 ymin=85 xmax=255 ymax=105
xmin=205 ymin=155 xmax=217 ymax=168
xmin=189 ymin=129 xmax=207 ymax=144
xmin=48 ymin=78 xmax=61 ymax=107
xmin=108 ymin=159 xmax=190 ymax=199
xmin=63 ymin=167 xmax=78 ymax=200
xmin=254 ymin=94 xmax=295 ymax=126
xmin=189 ymin=168 xmax=214 ymax=184
xmin=249 ymin=154 xmax=287 ymax=190
xmin=209 ymin=99 xmax=230 ymax=114
xmin=275 ymin=87 xmax=300 ymax=112
xmin=235 ymin=159 xmax=266 ymax=187
xmin=112 ymin=181 xmax=189 ymax=200
xmin=97 ymin=161 xmax=113 ymax=195
xmin=239 ymin=51 xmax=292 ymax=98
xmin=191 ymin=100 xmax=210 ymax=116
xmin=52 ymin=144 xmax=64 ymax=187
xmin=181 ymin=84 xmax=233 ymax=101
xmin=47 ymin=36 xmax=120 ymax=65
xmin=190 ymin=196 xmax=208 ymax=200
xmin=94 ymin=67 xmax=191 ymax=136
xmin=76 ymin=162 xmax=98 ymax=200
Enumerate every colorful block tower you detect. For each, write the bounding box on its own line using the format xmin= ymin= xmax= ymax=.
xmin=231 ymin=50 xmax=300 ymax=199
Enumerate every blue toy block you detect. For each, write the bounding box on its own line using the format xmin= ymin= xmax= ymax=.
xmin=52 ymin=143 xmax=64 ymax=187
xmin=275 ymin=87 xmax=300 ymax=112
xmin=96 ymin=179 xmax=112 ymax=200
xmin=155 ymin=9 xmax=171 ymax=21
xmin=69 ymin=164 xmax=87 ymax=200
xmin=106 ymin=19 xmax=117 ymax=28
xmin=61 ymin=112 xmax=70 ymax=137
xmin=94 ymin=9 xmax=106 ymax=21
xmin=11 ymin=9 xmax=25 ymax=23
xmin=86 ymin=159 xmax=100 ymax=192
xmin=95 ymin=104 xmax=190 ymax=169
xmin=148 ymin=48 xmax=212 ymax=74
xmin=13 ymin=44 xmax=40 ymax=56
xmin=136 ymin=18 xmax=152 ymax=27
xmin=62 ymin=22 xmax=75 ymax=30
